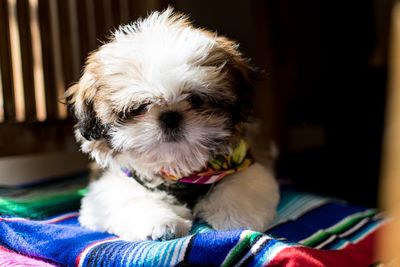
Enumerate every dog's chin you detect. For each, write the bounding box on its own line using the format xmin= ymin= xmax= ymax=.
xmin=111 ymin=138 xmax=221 ymax=179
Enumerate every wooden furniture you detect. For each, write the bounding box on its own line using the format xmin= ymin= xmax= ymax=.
xmin=0 ymin=0 xmax=170 ymax=184
xmin=378 ymin=1 xmax=400 ymax=263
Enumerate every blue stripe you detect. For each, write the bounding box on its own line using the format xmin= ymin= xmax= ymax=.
xmin=162 ymin=238 xmax=181 ymax=266
xmin=119 ymin=242 xmax=138 ymax=266
xmin=124 ymin=241 xmax=151 ymax=265
xmin=174 ymin=236 xmax=189 ymax=265
xmin=346 ymin=220 xmax=382 ymax=243
xmin=186 ymin=230 xmax=243 ymax=266
xmin=138 ymin=241 xmax=158 ymax=266
xmin=249 ymin=239 xmax=287 ymax=267
xmin=0 ymin=219 xmax=113 ymax=267
xmin=267 ymin=202 xmax=368 ymax=242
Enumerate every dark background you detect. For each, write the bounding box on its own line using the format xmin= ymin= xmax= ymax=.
xmin=173 ymin=0 xmax=393 ymax=206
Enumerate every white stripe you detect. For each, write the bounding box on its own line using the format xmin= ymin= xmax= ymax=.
xmin=160 ymin=239 xmax=184 ymax=267
xmin=131 ymin=241 xmax=155 ymax=263
xmin=206 ymin=174 xmax=222 ymax=184
xmin=269 ymin=199 xmax=329 ymax=229
xmin=339 ymin=218 xmax=369 ymax=238
xmin=222 ymin=230 xmax=253 ymax=265
xmin=257 ymin=243 xmax=294 ymax=267
xmin=124 ymin=240 xmax=151 ymax=264
xmin=234 ymin=235 xmax=270 ymax=267
xmin=176 ymin=235 xmax=194 ymax=264
xmin=314 ymin=235 xmax=337 ymax=249
xmin=191 ymin=176 xmax=205 ymax=184
xmin=351 ymin=219 xmax=388 ymax=244
xmin=170 ymin=238 xmax=185 ymax=265
xmin=153 ymin=241 xmax=171 ymax=267
xmin=77 ymin=237 xmax=121 ymax=267
xmin=335 ymin=240 xmax=350 ymax=250
xmin=326 ymin=210 xmax=376 ymax=233
xmin=39 ymin=212 xmax=79 ymax=223
xmin=0 ymin=212 xmax=79 ymax=223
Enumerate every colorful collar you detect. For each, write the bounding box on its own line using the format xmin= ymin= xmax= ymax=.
xmin=122 ymin=139 xmax=253 ymax=186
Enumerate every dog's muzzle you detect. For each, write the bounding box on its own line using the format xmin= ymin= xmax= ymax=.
xmin=159 ymin=111 xmax=183 ymax=142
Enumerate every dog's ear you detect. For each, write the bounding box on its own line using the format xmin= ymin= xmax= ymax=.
xmin=210 ymin=36 xmax=261 ymax=123
xmin=65 ymin=61 xmax=109 ymax=141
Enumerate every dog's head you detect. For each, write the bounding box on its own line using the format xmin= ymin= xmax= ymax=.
xmin=66 ymin=8 xmax=259 ymax=178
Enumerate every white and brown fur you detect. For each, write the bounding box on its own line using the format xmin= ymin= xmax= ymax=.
xmin=65 ymin=9 xmax=279 ymax=241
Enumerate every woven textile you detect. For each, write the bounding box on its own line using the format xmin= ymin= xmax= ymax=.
xmin=0 ymin=174 xmax=386 ymax=266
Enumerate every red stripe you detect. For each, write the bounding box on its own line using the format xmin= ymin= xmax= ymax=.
xmin=266 ymin=229 xmax=379 ymax=267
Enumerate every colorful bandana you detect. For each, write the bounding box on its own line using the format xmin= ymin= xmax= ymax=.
xmin=122 ymin=139 xmax=253 ymax=186
xmin=160 ymin=139 xmax=253 ymax=184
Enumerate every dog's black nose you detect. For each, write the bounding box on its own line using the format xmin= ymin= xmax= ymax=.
xmin=159 ymin=111 xmax=183 ymax=129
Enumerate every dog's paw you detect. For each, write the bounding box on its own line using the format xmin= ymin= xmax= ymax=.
xmin=195 ymin=205 xmax=276 ymax=232
xmin=147 ymin=216 xmax=192 ymax=241
xmin=118 ymin=214 xmax=192 ymax=241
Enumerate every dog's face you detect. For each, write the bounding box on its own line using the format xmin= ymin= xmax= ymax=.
xmin=66 ymin=9 xmax=258 ymax=178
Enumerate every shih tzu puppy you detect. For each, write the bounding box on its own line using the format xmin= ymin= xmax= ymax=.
xmin=65 ymin=8 xmax=279 ymax=241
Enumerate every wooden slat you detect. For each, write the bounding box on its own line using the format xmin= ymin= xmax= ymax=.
xmin=93 ymin=0 xmax=107 ymax=42
xmin=94 ymin=0 xmax=115 ymax=42
xmin=0 ymin=0 xmax=16 ymax=121
xmin=0 ymin=120 xmax=77 ymax=157
xmin=102 ymin=0 xmax=114 ymax=35
xmin=56 ymin=0 xmax=81 ymax=84
xmin=128 ymin=1 xmax=144 ymax=22
xmin=29 ymin=0 xmax=46 ymax=121
xmin=66 ymin=0 xmax=81 ymax=82
xmin=85 ymin=0 xmax=96 ymax=51
xmin=157 ymin=0 xmax=175 ymax=10
xmin=0 ymin=60 xmax=4 ymax=122
xmin=38 ymin=0 xmax=58 ymax=120
xmin=111 ymin=0 xmax=122 ymax=27
xmin=75 ymin=0 xmax=89 ymax=67
xmin=48 ymin=0 xmax=67 ymax=119
xmin=8 ymin=0 xmax=25 ymax=121
xmin=119 ymin=0 xmax=130 ymax=25
xmin=75 ymin=0 xmax=96 ymax=67
xmin=16 ymin=0 xmax=36 ymax=121
xmin=57 ymin=0 xmax=74 ymax=89
xmin=378 ymin=2 xmax=400 ymax=264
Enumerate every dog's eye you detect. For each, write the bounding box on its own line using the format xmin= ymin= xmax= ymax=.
xmin=119 ymin=104 xmax=149 ymax=119
xmin=188 ymin=94 xmax=204 ymax=108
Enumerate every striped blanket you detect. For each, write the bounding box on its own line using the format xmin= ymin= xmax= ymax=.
xmin=0 ymin=173 xmax=386 ymax=266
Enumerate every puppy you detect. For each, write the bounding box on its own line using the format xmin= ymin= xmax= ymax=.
xmin=65 ymin=8 xmax=279 ymax=241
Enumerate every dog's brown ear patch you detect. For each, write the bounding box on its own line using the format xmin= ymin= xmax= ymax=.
xmin=76 ymin=100 xmax=110 ymax=141
xmin=64 ymin=59 xmax=110 ymax=141
xmin=214 ymin=36 xmax=261 ymax=123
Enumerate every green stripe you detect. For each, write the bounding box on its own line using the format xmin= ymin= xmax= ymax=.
xmin=0 ymin=188 xmax=86 ymax=219
xmin=301 ymin=209 xmax=377 ymax=247
xmin=190 ymin=221 xmax=213 ymax=234
xmin=221 ymin=231 xmax=262 ymax=267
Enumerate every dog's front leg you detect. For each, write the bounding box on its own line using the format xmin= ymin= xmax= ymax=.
xmin=193 ymin=163 xmax=279 ymax=232
xmin=79 ymin=171 xmax=193 ymax=241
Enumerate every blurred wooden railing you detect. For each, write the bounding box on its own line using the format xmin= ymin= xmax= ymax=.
xmin=378 ymin=1 xmax=400 ymax=263
xmin=0 ymin=0 xmax=169 ymax=157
